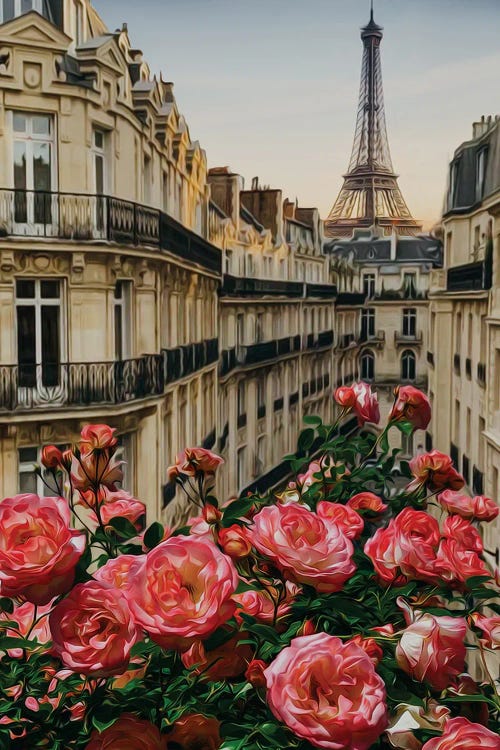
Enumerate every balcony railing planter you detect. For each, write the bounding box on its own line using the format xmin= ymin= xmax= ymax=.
xmin=394 ymin=331 xmax=423 ymax=347
xmin=0 ymin=188 xmax=221 ymax=274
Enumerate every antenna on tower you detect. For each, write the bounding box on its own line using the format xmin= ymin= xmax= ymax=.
xmin=370 ymin=0 xmax=374 ymax=22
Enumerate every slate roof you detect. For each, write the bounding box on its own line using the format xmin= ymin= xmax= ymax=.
xmin=324 ymin=235 xmax=442 ymax=266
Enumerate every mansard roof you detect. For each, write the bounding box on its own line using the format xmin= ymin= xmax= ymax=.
xmin=325 ymin=232 xmax=442 ymax=266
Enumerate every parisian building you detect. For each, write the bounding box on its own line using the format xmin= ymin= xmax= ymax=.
xmin=324 ymin=8 xmax=442 ymax=452
xmin=0 ymin=0 xmax=339 ymax=524
xmin=428 ymin=114 xmax=499 ymax=575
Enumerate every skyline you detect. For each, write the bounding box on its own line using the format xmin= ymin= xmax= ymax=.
xmin=93 ymin=0 xmax=500 ymax=229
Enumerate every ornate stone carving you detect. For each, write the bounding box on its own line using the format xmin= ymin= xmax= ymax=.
xmin=23 ymin=62 xmax=42 ymax=89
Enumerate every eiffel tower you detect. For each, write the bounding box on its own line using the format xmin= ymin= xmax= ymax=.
xmin=325 ymin=4 xmax=422 ymax=238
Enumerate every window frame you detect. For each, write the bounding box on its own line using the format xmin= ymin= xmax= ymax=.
xmin=401 ymin=349 xmax=416 ymax=382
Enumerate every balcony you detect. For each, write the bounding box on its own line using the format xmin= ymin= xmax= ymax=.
xmin=427 ymin=350 xmax=434 ymax=367
xmin=316 ymin=330 xmax=334 ymax=348
xmin=0 ymin=189 xmax=221 ymax=274
xmin=0 ymin=356 xmax=164 ymax=413
xmin=305 ymin=283 xmax=338 ymax=298
xmin=360 ymin=330 xmax=386 ymax=349
xmin=337 ymin=333 xmax=357 ymax=351
xmin=446 ymin=260 xmax=492 ymax=293
xmin=221 ymin=275 xmax=303 ymax=297
xmin=394 ymin=330 xmax=423 ymax=347
xmin=219 ymin=334 xmax=301 ymax=377
xmin=162 ymin=338 xmax=218 ymax=383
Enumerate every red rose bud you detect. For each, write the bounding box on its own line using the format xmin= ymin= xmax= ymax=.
xmin=334 ymin=385 xmax=357 ymax=408
xmin=218 ymin=524 xmax=252 ymax=559
xmin=41 ymin=445 xmax=63 ymax=469
xmin=389 ymin=385 xmax=431 ymax=431
xmin=245 ymin=659 xmax=267 ymax=688
xmin=202 ymin=503 xmax=222 ymax=525
xmin=350 ymin=635 xmax=383 ymax=665
xmin=298 ymin=619 xmax=316 ymax=637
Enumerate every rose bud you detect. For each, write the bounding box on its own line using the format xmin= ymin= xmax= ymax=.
xmin=389 ymin=385 xmax=431 ymax=431
xmin=297 ymin=619 xmax=316 ymax=637
xmin=334 ymin=386 xmax=357 ymax=408
xmin=350 ymin=634 xmax=383 ymax=665
xmin=40 ymin=445 xmax=63 ymax=469
xmin=80 ymin=424 xmax=117 ymax=453
xmin=202 ymin=503 xmax=222 ymax=525
xmin=245 ymin=659 xmax=267 ymax=688
xmin=61 ymin=449 xmax=74 ymax=471
xmin=218 ymin=524 xmax=252 ymax=559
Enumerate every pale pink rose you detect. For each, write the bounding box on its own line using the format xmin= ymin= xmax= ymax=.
xmin=49 ymin=581 xmax=141 ymax=677
xmin=386 ymin=700 xmax=450 ymax=750
xmin=396 ymin=612 xmax=467 ymax=690
xmin=167 ymin=447 xmax=223 ymax=482
xmin=128 ymin=536 xmax=238 ymax=650
xmin=71 ymin=451 xmax=123 ymax=492
xmin=421 ymin=717 xmax=500 ymax=750
xmin=265 ymin=633 xmax=387 ymax=750
xmin=316 ymin=501 xmax=364 ymax=540
xmin=352 ymin=382 xmax=380 ymax=426
xmin=93 ymin=554 xmax=146 ymax=591
xmin=389 ymin=386 xmax=431 ymax=431
xmin=0 ymin=494 xmax=85 ymax=604
xmin=251 ymin=503 xmax=355 ymax=593
xmin=471 ymin=613 xmax=500 ymax=650
xmin=233 ymin=581 xmax=300 ymax=624
xmin=438 ymin=491 xmax=498 ymax=522
xmin=408 ymin=451 xmax=464 ymax=493
xmin=80 ymin=424 xmax=117 ymax=453
xmin=347 ymin=492 xmax=388 ymax=514
xmin=0 ymin=600 xmax=52 ymax=658
xmin=95 ymin=494 xmax=146 ymax=531
xmin=86 ymin=714 xmax=166 ymax=750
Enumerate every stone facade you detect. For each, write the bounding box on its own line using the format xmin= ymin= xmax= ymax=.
xmin=428 ymin=115 xmax=500 ymax=579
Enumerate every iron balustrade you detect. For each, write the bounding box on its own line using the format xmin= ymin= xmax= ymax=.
xmin=0 ymin=188 xmax=221 ymax=274
xmin=306 ymin=283 xmax=338 ymax=298
xmin=219 ymin=333 xmax=307 ymax=376
xmin=221 ymin=275 xmax=303 ymax=297
xmin=0 ymin=356 xmax=164 ymax=412
xmin=446 ymin=260 xmax=492 ymax=292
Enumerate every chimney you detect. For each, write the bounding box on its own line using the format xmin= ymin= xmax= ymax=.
xmin=240 ymin=187 xmax=283 ymax=245
xmin=207 ymin=168 xmax=243 ymax=228
xmin=472 ymin=115 xmax=496 ymax=140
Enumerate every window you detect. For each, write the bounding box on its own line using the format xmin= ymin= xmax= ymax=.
xmin=75 ymin=1 xmax=84 ymax=45
xmin=476 ymin=149 xmax=487 ymax=201
xmin=114 ymin=281 xmax=131 ymax=361
xmin=1 ymin=0 xmax=44 ymax=22
xmin=12 ymin=112 xmax=55 ymax=226
xmin=256 ymin=436 xmax=266 ymax=476
xmin=363 ymin=273 xmax=375 ymax=298
xmin=224 ymin=250 xmax=232 ymax=276
xmin=237 ymin=381 xmax=246 ymax=418
xmin=361 ymin=308 xmax=375 ymax=339
xmin=401 ymin=350 xmax=416 ymax=382
xmin=92 ymin=128 xmax=108 ymax=231
xmin=403 ymin=272 xmax=417 ymax=298
xmin=402 ymin=308 xmax=416 ymax=337
xmin=18 ymin=445 xmax=64 ymax=496
xmin=115 ymin=433 xmax=133 ymax=492
xmin=446 ymin=232 xmax=453 ymax=264
xmin=16 ymin=278 xmax=62 ymax=387
xmin=360 ymin=350 xmax=375 ymax=381
xmin=257 ymin=377 xmax=266 ymax=418
xmin=401 ymin=432 xmax=413 ymax=458
xmin=143 ymin=155 xmax=152 ymax=205
xmin=237 ymin=446 xmax=247 ymax=490
xmin=448 ymin=160 xmax=459 ymax=208
xmin=454 ymin=399 xmax=460 ymax=445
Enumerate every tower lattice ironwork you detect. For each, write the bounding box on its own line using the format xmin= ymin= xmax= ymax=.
xmin=325 ymin=6 xmax=422 ymax=238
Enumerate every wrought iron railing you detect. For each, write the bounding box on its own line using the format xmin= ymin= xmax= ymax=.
xmin=219 ymin=330 xmax=323 ymax=376
xmin=221 ymin=275 xmax=303 ymax=297
xmin=446 ymin=260 xmax=492 ymax=292
xmin=0 ymin=188 xmax=221 ymax=274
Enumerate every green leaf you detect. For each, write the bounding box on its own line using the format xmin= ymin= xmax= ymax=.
xmin=393 ymin=420 xmax=415 ymax=436
xmin=0 ymin=598 xmax=14 ymax=615
xmin=297 ymin=428 xmax=315 ymax=452
xmin=143 ymin=521 xmax=164 ymax=550
xmin=303 ymin=415 xmax=322 ymax=427
xmin=108 ymin=516 xmax=139 ymax=539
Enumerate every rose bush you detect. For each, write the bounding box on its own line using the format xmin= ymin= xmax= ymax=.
xmin=0 ymin=383 xmax=498 ymax=749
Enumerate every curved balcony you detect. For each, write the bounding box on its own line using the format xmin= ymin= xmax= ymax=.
xmin=0 ymin=339 xmax=218 ymax=414
xmin=0 ymin=188 xmax=221 ymax=274
xmin=360 ymin=330 xmax=386 ymax=349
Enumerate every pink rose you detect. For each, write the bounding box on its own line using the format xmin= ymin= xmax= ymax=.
xmin=334 ymin=385 xmax=357 ymax=408
xmin=181 ymin=632 xmax=253 ymax=680
xmin=93 ymin=554 xmax=146 ymax=591
xmin=396 ymin=612 xmax=467 ymax=690
xmin=49 ymin=581 xmax=141 ymax=677
xmin=233 ymin=580 xmax=300 ymax=624
xmin=94 ymin=491 xmax=146 ymax=531
xmin=436 ymin=538 xmax=491 ymax=586
xmin=316 ymin=500 xmax=364 ymax=540
xmin=386 ymin=700 xmax=450 ymax=750
xmin=471 ymin=613 xmax=500 ymax=650
xmin=80 ymin=424 xmax=117 ymax=453
xmin=0 ymin=494 xmax=85 ymax=604
xmin=408 ymin=451 xmax=464 ymax=493
xmin=442 ymin=515 xmax=482 ymax=553
xmin=251 ymin=503 xmax=355 ymax=593
xmin=167 ymin=447 xmax=224 ymax=482
xmin=85 ymin=714 xmax=166 ymax=750
xmin=71 ymin=451 xmax=123 ymax=492
xmin=0 ymin=600 xmax=53 ymax=658
xmin=438 ymin=491 xmax=498 ymax=522
xmin=265 ymin=633 xmax=387 ymax=750
xmin=128 ymin=536 xmax=238 ymax=650
xmin=347 ymin=492 xmax=387 ymax=514
xmin=40 ymin=445 xmax=63 ymax=469
xmin=298 ymin=457 xmax=349 ymax=493
xmin=352 ymin=382 xmax=380 ymax=426
xmin=350 ymin=634 xmax=383 ymax=664
xmin=389 ymin=386 xmax=431 ymax=431
xmin=421 ymin=717 xmax=500 ymax=750
xmin=217 ymin=524 xmax=252 ymax=559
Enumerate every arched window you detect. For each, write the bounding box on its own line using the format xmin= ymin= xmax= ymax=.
xmin=360 ymin=350 xmax=375 ymax=381
xmin=401 ymin=350 xmax=416 ymax=382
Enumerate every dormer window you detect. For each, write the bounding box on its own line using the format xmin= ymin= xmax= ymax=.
xmin=448 ymin=160 xmax=459 ymax=209
xmin=475 ymin=148 xmax=487 ymax=202
xmin=0 ymin=0 xmax=50 ymax=23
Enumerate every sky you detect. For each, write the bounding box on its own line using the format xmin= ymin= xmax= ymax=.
xmin=93 ymin=0 xmax=500 ymax=229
